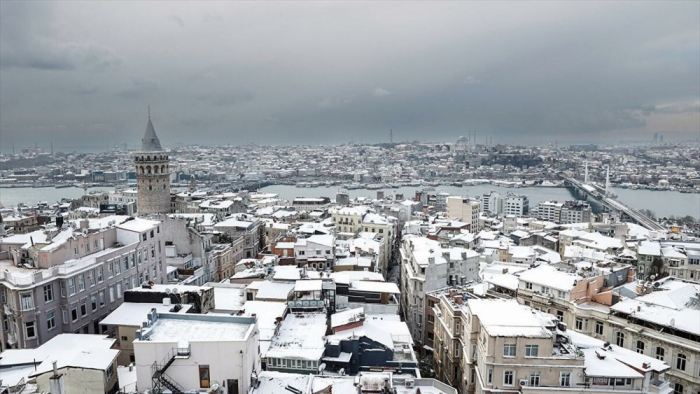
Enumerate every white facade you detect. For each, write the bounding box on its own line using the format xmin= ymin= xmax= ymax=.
xmin=481 ymin=192 xmax=504 ymax=215
xmin=400 ymin=235 xmax=479 ymax=345
xmin=504 ymin=194 xmax=529 ymax=216
xmin=133 ymin=312 xmax=260 ymax=393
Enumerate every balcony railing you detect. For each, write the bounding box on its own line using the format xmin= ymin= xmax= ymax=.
xmin=287 ymin=300 xmax=325 ymax=308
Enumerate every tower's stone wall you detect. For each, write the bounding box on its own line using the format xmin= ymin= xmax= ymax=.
xmin=135 ymin=153 xmax=171 ymax=215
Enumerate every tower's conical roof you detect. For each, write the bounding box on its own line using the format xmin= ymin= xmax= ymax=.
xmin=141 ymin=113 xmax=162 ymax=152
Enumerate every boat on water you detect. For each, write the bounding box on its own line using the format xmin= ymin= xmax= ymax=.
xmin=55 ymin=184 xmax=73 ymax=189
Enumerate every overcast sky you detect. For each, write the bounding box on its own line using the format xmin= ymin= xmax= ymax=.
xmin=1 ymin=1 xmax=698 ymax=151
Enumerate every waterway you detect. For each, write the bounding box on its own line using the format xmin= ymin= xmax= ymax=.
xmin=1 ymin=184 xmax=697 ymax=220
xmin=259 ymin=184 xmax=700 ymax=220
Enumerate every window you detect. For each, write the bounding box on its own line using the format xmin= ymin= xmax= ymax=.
xmin=616 ymin=332 xmax=625 ymax=347
xmin=25 ymin=321 xmax=36 ymax=339
xmin=97 ymin=267 xmax=104 ymax=282
xmin=99 ymin=291 xmax=105 ymax=307
xmin=20 ymin=293 xmax=34 ymax=311
xmin=109 ymin=287 xmax=115 ymax=303
xmin=487 ymin=369 xmax=493 ymax=384
xmin=116 ymin=283 xmax=122 ymax=299
xmin=656 ymin=347 xmax=665 ymax=361
xmin=88 ymin=270 xmax=95 ymax=287
xmin=503 ymin=344 xmax=516 ymax=357
xmin=114 ymin=261 xmax=120 ymax=275
xmin=541 ymin=286 xmax=550 ymax=294
xmin=62 ymin=307 xmax=68 ymax=324
xmin=525 ymin=282 xmax=532 ymax=290
xmin=108 ymin=262 xmax=114 ymax=278
xmin=556 ymin=310 xmax=564 ymax=322
xmin=124 ymin=256 xmax=129 ymax=271
xmin=80 ymin=299 xmax=87 ymax=316
xmin=130 ymin=253 xmax=136 ymax=267
xmin=91 ymin=294 xmax=97 ymax=310
xmin=428 ymin=315 xmax=435 ymax=323
xmin=558 ymin=290 xmax=566 ymax=299
xmin=68 ymin=278 xmax=76 ymax=295
xmin=595 ymin=321 xmax=604 ymax=335
xmin=503 ymin=371 xmax=514 ymax=386
xmin=525 ymin=345 xmax=539 ymax=357
xmin=529 ymin=372 xmax=540 ymax=387
xmin=673 ymin=383 xmax=683 ymax=394
xmin=78 ymin=274 xmax=85 ymax=292
xmin=676 ymin=354 xmax=686 ymax=371
xmin=576 ymin=317 xmax=583 ymax=330
xmin=199 ymin=365 xmax=210 ymax=388
xmin=71 ymin=303 xmax=78 ymax=321
xmin=44 ymin=284 xmax=54 ymax=303
xmin=636 ymin=341 xmax=645 ymax=354
xmin=46 ymin=310 xmax=56 ymax=330
xmin=560 ymin=372 xmax=570 ymax=387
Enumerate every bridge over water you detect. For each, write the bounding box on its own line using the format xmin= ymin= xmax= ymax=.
xmin=561 ymin=175 xmax=665 ymax=231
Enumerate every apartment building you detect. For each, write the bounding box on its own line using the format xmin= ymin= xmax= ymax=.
xmin=361 ymin=213 xmax=397 ymax=274
xmin=481 ymin=192 xmax=503 ymax=215
xmin=504 ymin=194 xmax=529 ymax=216
xmin=330 ymin=206 xmax=371 ymax=234
xmin=444 ymin=298 xmax=673 ymax=394
xmin=560 ymin=200 xmax=592 ymax=224
xmin=568 ymin=278 xmax=699 ymax=394
xmin=660 ymin=241 xmax=700 ymax=282
xmin=532 ymin=201 xmax=563 ymax=222
xmin=446 ymin=196 xmax=481 ymax=234
xmin=0 ymin=216 xmax=164 ymax=350
xmin=133 ymin=311 xmax=260 ymax=393
xmin=214 ymin=213 xmax=264 ymax=259
xmin=400 ymin=235 xmax=479 ymax=348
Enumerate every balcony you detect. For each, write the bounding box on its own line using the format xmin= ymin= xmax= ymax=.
xmin=4 ymin=304 xmax=13 ymax=315
xmin=7 ymin=332 xmax=17 ymax=345
xmin=287 ymin=300 xmax=325 ymax=308
xmin=649 ymin=379 xmax=669 ymax=393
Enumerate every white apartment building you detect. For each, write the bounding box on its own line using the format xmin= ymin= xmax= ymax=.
xmin=481 ymin=192 xmax=503 ymax=215
xmin=446 ymin=197 xmax=481 ymax=234
xmin=504 ymin=194 xmax=529 ymax=216
xmin=532 ymin=201 xmax=563 ymax=222
xmin=400 ymin=235 xmax=479 ymax=346
xmin=133 ymin=311 xmax=260 ymax=394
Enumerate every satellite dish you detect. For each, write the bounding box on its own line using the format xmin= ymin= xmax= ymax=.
xmin=172 ymin=288 xmax=180 ymax=294
xmin=165 ymin=288 xmax=172 ymax=294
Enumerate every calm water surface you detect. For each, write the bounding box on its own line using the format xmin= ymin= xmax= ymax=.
xmin=1 ymin=184 xmax=697 ymax=219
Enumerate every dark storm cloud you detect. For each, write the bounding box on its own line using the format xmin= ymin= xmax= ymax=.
xmin=0 ymin=2 xmax=121 ymax=71
xmin=0 ymin=1 xmax=698 ymax=150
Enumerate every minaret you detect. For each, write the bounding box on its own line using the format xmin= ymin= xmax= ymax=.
xmin=584 ymin=161 xmax=589 ymax=184
xmin=134 ymin=107 xmax=170 ymax=216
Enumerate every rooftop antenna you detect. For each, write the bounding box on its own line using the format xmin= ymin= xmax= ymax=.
xmin=605 ymin=165 xmax=611 ymax=196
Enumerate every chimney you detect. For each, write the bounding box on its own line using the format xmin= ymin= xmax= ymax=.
xmin=356 ymin=383 xmax=363 ymax=394
xmin=49 ymin=360 xmax=66 ymax=394
xmin=454 ymin=295 xmax=463 ymax=305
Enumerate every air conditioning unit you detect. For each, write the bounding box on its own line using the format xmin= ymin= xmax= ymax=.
xmin=519 ymin=379 xmax=529 ymax=387
xmin=404 ymin=378 xmax=415 ymax=388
